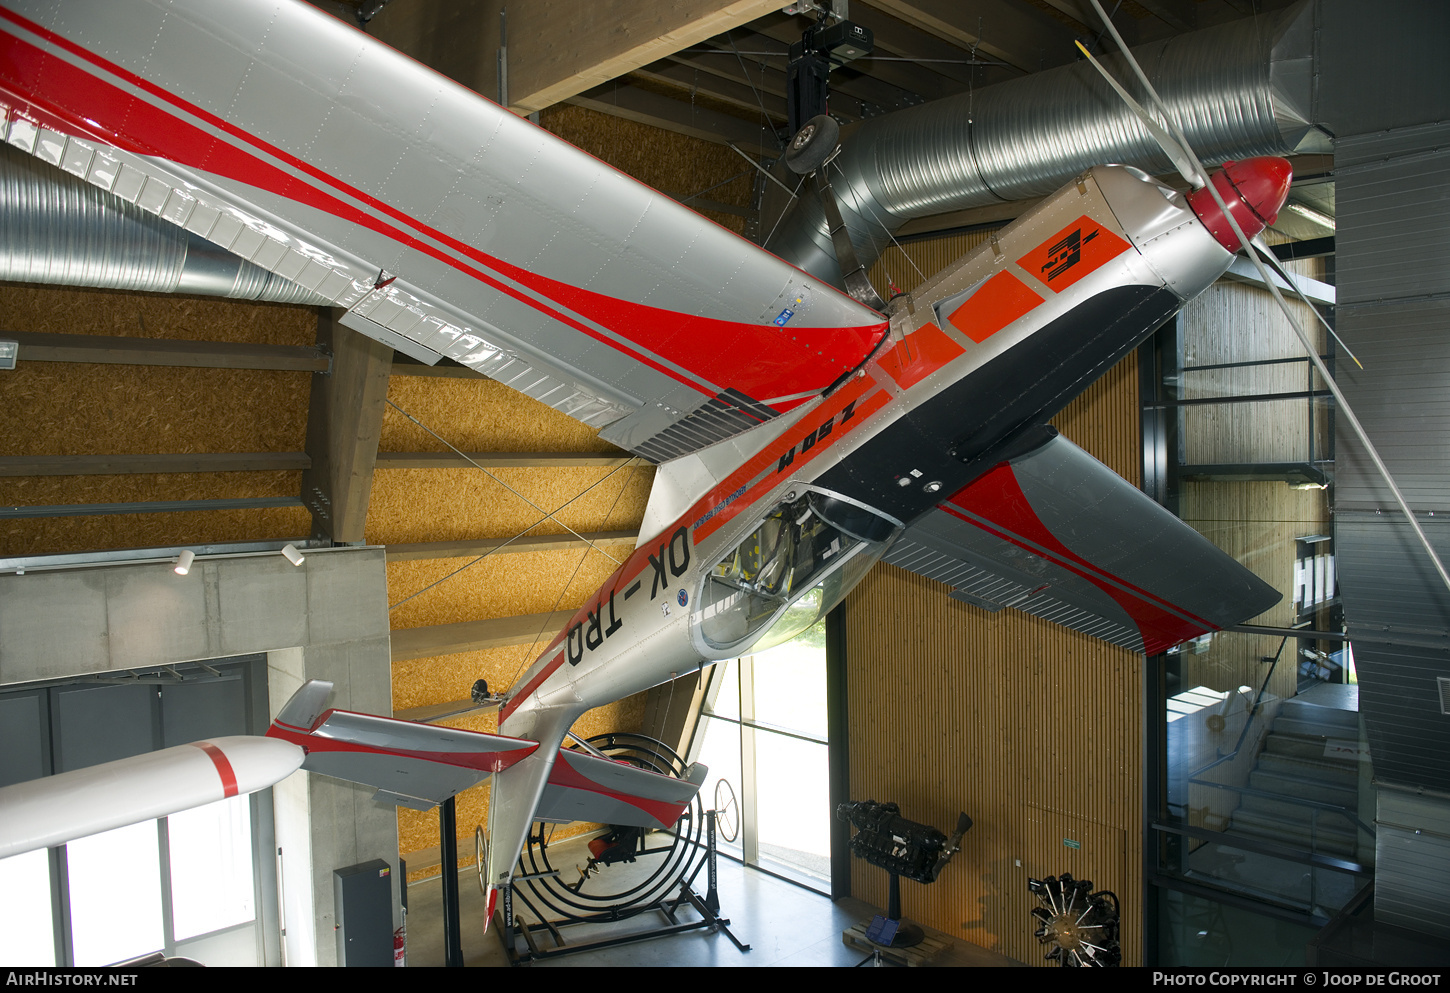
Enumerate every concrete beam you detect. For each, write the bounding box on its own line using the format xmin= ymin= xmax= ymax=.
xmin=390 ymin=610 xmax=576 ymax=661
xmin=301 ymin=311 xmax=393 ymax=543
xmin=385 ymin=530 xmax=637 ymax=562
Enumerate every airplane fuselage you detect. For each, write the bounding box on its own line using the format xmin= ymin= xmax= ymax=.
xmin=500 ymin=161 xmax=1237 ymax=742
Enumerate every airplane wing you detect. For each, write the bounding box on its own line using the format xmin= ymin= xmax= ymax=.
xmin=881 ymin=430 xmax=1281 ymax=654
xmin=266 ymin=680 xmax=538 ymax=810
xmin=0 ymin=736 xmax=303 ymax=859
xmin=0 ymin=0 xmax=886 ymax=460
xmin=536 ymin=748 xmax=707 ymax=829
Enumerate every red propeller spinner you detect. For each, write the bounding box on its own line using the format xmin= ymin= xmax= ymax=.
xmin=1186 ymin=156 xmax=1294 ymax=252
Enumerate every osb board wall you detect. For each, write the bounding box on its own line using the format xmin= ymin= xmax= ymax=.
xmin=0 ymin=284 xmax=316 ymax=555
xmin=842 ymin=310 xmax=1145 ymax=965
xmin=371 ymin=375 xmax=656 ymax=873
xmin=537 ymin=104 xmax=754 ymax=235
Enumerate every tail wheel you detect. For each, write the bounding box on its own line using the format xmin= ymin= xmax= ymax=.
xmin=475 ymin=825 xmax=489 ymax=897
xmin=516 ymin=733 xmax=705 ymax=924
xmin=1028 ymin=873 xmax=1121 ymax=967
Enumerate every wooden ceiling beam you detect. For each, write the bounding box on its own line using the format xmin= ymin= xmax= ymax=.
xmin=860 ymin=0 xmax=1081 ymax=74
xmin=368 ymin=0 xmax=785 ymax=114
xmin=0 ymin=453 xmax=311 ymax=476
xmin=632 ymin=62 xmax=787 ymax=124
xmin=568 ymin=79 xmax=778 ymax=155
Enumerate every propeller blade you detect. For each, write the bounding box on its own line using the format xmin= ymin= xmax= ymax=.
xmin=1073 ymin=40 xmax=1204 ymax=189
xmin=1248 ymin=234 xmax=1365 ymax=370
xmin=1086 ymin=0 xmax=1211 ymax=188
xmin=1086 ymin=0 xmax=1450 ymax=598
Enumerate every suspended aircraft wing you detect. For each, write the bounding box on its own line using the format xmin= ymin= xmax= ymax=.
xmin=536 ymin=748 xmax=707 ymax=829
xmin=0 ymin=736 xmax=304 ymax=859
xmin=882 ymin=431 xmax=1282 ymax=654
xmin=266 ymin=680 xmax=539 ymax=810
xmin=0 ymin=0 xmax=886 ymax=460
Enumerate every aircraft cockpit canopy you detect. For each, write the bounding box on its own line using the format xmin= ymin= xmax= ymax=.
xmin=696 ymin=489 xmax=901 ymax=656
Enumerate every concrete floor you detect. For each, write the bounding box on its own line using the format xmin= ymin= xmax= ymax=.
xmin=402 ymin=833 xmax=1022 ymax=968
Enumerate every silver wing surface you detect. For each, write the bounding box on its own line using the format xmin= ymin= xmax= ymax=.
xmin=267 ymin=681 xmax=539 ymax=811
xmin=0 ymin=1 xmax=886 ymax=458
xmin=883 ymin=431 xmax=1282 ymax=654
xmin=535 ymin=748 xmax=706 ymax=829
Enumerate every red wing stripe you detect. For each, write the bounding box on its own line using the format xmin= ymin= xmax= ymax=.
xmin=265 ymin=722 xmax=538 ymax=773
xmin=190 ymin=741 xmax=238 ymax=799
xmin=0 ymin=9 xmax=884 ymax=402
xmin=944 ymin=464 xmax=1215 ymax=628
xmin=548 ymin=753 xmax=692 ymax=827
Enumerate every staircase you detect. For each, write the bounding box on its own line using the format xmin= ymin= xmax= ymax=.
xmin=1227 ymin=700 xmax=1364 ymax=859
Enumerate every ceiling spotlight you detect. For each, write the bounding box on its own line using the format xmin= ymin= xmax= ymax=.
xmin=281 ymin=543 xmax=305 ymax=567
xmin=174 ymin=549 xmax=195 ymax=576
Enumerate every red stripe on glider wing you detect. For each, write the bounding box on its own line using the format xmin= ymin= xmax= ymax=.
xmin=190 ymin=741 xmax=239 ymax=798
xmin=944 ymin=463 xmax=1216 ymax=654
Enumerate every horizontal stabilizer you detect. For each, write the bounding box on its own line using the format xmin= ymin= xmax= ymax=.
xmin=267 ymin=682 xmax=538 ymax=808
xmin=884 ymin=432 xmax=1280 ymax=654
xmin=535 ymin=749 xmax=706 ymax=829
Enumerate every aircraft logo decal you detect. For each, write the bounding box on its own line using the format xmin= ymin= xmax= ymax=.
xmin=1017 ymin=216 xmax=1132 ymax=292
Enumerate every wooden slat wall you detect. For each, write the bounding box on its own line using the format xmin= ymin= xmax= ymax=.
xmin=851 ymin=224 xmax=1147 ymax=963
xmin=1179 ymin=283 xmax=1328 ymax=465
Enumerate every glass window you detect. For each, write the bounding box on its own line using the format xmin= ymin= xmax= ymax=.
xmin=168 ymin=795 xmax=256 ymax=941
xmin=0 ymin=849 xmax=55 ymax=966
xmin=67 ymin=820 xmax=165 ymax=966
xmin=690 ymin=619 xmax=833 ymax=889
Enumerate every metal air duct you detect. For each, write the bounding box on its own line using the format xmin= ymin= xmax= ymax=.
xmin=764 ymin=0 xmax=1327 ymax=284
xmin=0 ymin=143 xmax=329 ymax=305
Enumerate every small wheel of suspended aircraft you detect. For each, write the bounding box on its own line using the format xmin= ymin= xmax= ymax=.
xmin=714 ymin=779 xmax=740 ymax=843
xmin=784 ymin=114 xmax=840 ymax=176
xmin=475 ymin=825 xmax=489 ymax=897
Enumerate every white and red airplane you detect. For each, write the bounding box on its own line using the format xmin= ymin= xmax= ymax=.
xmin=0 ymin=1 xmax=1288 ymax=924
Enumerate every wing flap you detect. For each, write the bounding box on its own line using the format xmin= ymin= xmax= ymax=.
xmin=884 ymin=432 xmax=1281 ymax=653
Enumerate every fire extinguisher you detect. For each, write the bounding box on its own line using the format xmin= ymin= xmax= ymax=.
xmin=394 ymin=922 xmax=406 ymax=967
